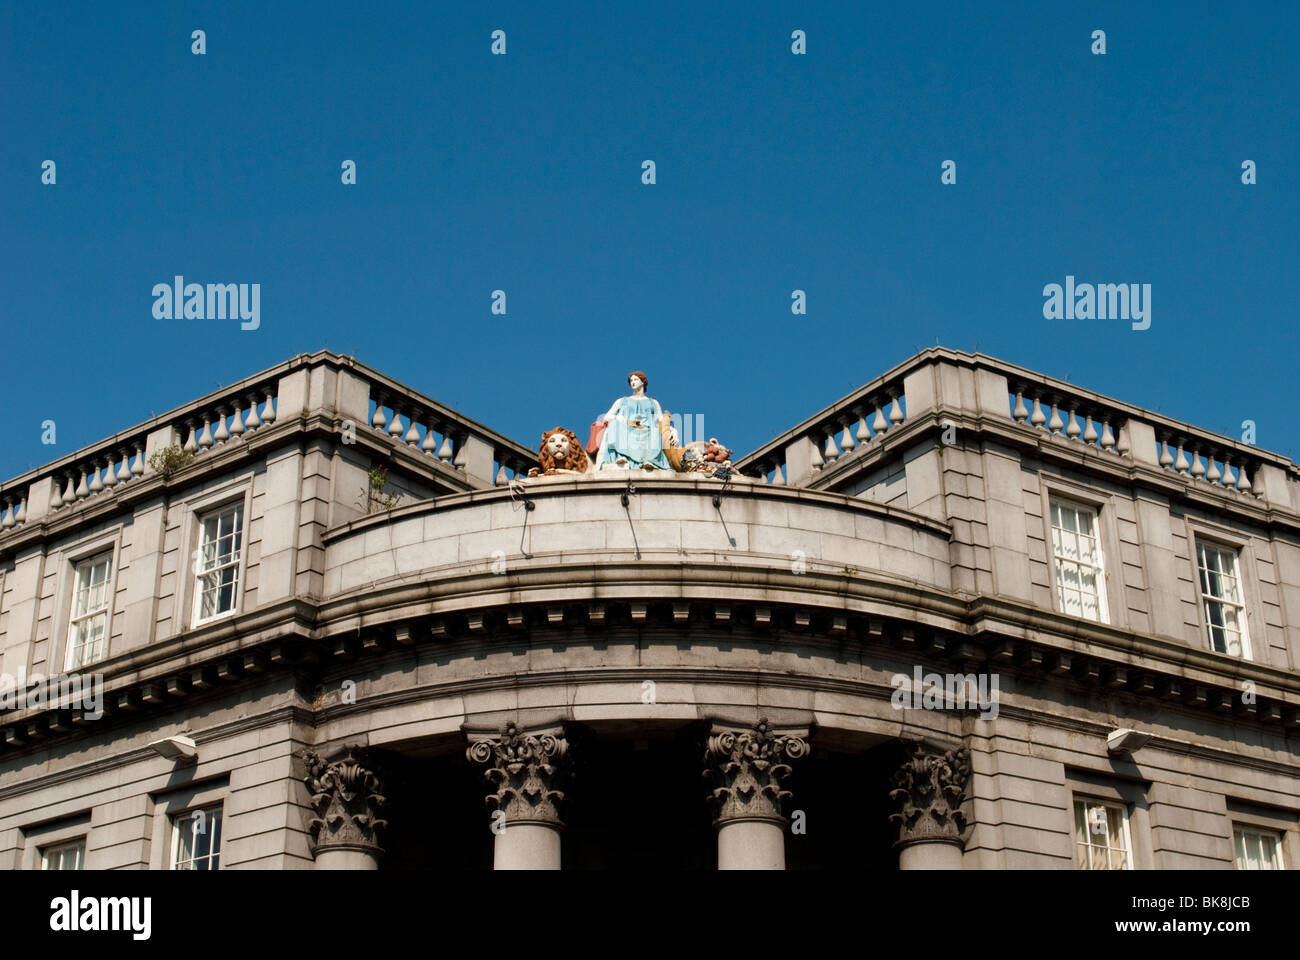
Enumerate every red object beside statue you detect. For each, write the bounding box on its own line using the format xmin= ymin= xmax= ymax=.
xmin=586 ymin=420 xmax=607 ymax=456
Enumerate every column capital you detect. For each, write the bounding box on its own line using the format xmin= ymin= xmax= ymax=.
xmin=703 ymin=717 xmax=808 ymax=827
xmin=465 ymin=721 xmax=569 ymax=828
xmin=302 ymin=745 xmax=388 ymax=858
xmin=889 ymin=740 xmax=972 ymax=848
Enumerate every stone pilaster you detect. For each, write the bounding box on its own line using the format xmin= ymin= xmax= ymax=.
xmin=703 ymin=717 xmax=808 ymax=869
xmin=889 ymin=740 xmax=971 ymax=869
xmin=466 ymin=721 xmax=569 ymax=869
xmin=302 ymin=745 xmax=388 ymax=869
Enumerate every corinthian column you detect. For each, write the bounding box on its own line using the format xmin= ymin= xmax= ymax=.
xmin=889 ymin=741 xmax=971 ymax=870
xmin=466 ymin=722 xmax=569 ymax=870
xmin=703 ymin=717 xmax=808 ymax=870
xmin=303 ymin=746 xmax=388 ymax=870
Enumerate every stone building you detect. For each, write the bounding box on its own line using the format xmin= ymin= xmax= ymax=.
xmin=0 ymin=347 xmax=1297 ymax=870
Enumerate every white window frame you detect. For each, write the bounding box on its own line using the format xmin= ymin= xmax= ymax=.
xmin=1233 ymin=825 xmax=1283 ymax=870
xmin=191 ymin=500 xmax=246 ymax=627
xmin=1073 ymin=796 xmax=1133 ymax=870
xmin=170 ymin=804 xmax=223 ymax=870
xmin=1195 ymin=540 xmax=1252 ymax=659
xmin=64 ymin=552 xmax=114 ymax=671
xmin=40 ymin=838 xmax=86 ymax=870
xmin=1048 ymin=497 xmax=1110 ymax=624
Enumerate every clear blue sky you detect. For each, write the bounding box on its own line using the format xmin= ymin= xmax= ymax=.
xmin=3 ymin=1 xmax=1297 ymax=481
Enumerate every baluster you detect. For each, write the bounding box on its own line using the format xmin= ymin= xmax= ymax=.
xmin=245 ymin=393 xmax=262 ymax=430
xmin=198 ymin=415 xmax=214 ymax=450
xmin=1216 ymin=455 xmax=1237 ymax=486
xmin=370 ymin=397 xmax=387 ymax=431
xmin=871 ymin=403 xmax=888 ymax=438
xmin=1174 ymin=442 xmax=1189 ymax=475
xmin=103 ymin=454 xmax=119 ymax=488
xmin=261 ymin=391 xmax=276 ymax=425
xmin=229 ymin=402 xmax=246 ymax=438
xmin=1030 ymin=397 xmax=1046 ymax=429
xmin=1114 ymin=424 xmax=1130 ymax=456
xmin=1 ymin=498 xmax=13 ymax=529
xmin=404 ymin=413 xmax=421 ymax=446
xmin=13 ymin=496 xmax=26 ymax=525
xmin=1158 ymin=438 xmax=1173 ymax=468
xmin=213 ymin=406 xmax=230 ymax=444
xmin=75 ymin=469 xmax=89 ymax=500
xmin=421 ymin=422 xmax=437 ymax=456
xmin=453 ymin=436 xmax=468 ymax=470
xmin=1083 ymin=414 xmax=1098 ymax=446
xmin=63 ymin=473 xmax=77 ymax=504
xmin=88 ymin=460 xmax=104 ymax=494
xmin=50 ymin=477 xmax=63 ymax=510
xmin=1236 ymin=463 xmax=1252 ymax=494
xmin=183 ymin=418 xmax=199 ymax=454
xmin=1048 ymin=401 xmax=1064 ymax=435
xmin=839 ymin=422 xmax=856 ymax=454
xmin=438 ymin=435 xmax=454 ymax=464
xmin=1012 ymin=390 xmax=1029 ymax=423
xmin=131 ymin=444 xmax=145 ymax=477
xmin=824 ymin=432 xmax=840 ymax=464
xmin=1190 ymin=448 xmax=1205 ymax=479
xmin=771 ymin=463 xmax=786 ymax=485
xmin=889 ymin=395 xmax=904 ymax=427
xmin=495 ymin=464 xmax=510 ymax=486
xmin=809 ymin=438 xmax=825 ymax=471
xmin=1100 ymin=420 xmax=1116 ymax=451
xmin=1206 ymin=452 xmax=1222 ymax=484
xmin=1065 ymin=408 xmax=1082 ymax=441
xmin=116 ymin=448 xmax=132 ymax=483
xmin=855 ymin=416 xmax=870 ymax=445
xmin=387 ymin=407 xmax=405 ymax=440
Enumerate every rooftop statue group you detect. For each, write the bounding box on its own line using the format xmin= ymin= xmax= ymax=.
xmin=526 ymin=371 xmax=741 ymax=481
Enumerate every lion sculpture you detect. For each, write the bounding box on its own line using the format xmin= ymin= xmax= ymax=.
xmin=528 ymin=427 xmax=594 ymax=477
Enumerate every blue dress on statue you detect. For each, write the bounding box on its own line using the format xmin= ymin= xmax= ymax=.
xmin=597 ymin=395 xmax=671 ymax=470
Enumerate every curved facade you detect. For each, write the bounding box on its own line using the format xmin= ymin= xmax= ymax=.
xmin=1 ymin=348 xmax=1298 ymax=870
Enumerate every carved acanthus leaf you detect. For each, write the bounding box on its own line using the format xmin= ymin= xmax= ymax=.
xmin=888 ymin=742 xmax=971 ymax=846
xmin=302 ymin=746 xmax=388 ymax=855
xmin=703 ymin=717 xmax=808 ymax=825
xmin=466 ymin=721 xmax=569 ymax=827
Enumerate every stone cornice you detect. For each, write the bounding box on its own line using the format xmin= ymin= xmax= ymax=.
xmin=0 ymin=704 xmax=312 ymax=801
xmin=5 ymin=581 xmax=1300 ymax=759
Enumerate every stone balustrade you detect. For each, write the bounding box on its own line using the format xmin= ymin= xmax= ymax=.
xmin=364 ymin=391 xmax=532 ymax=488
xmin=743 ymin=372 xmax=910 ymax=487
xmin=0 ymin=378 xmax=279 ymax=538
xmin=737 ymin=347 xmax=1297 ymax=511
xmin=0 ymin=352 xmax=537 ymax=547
xmin=1006 ymin=380 xmax=1129 ymax=455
